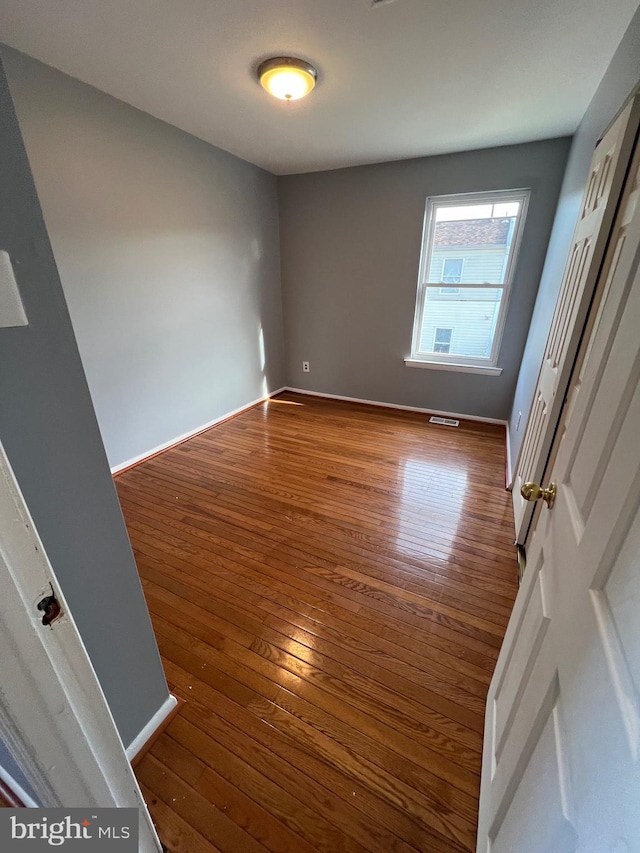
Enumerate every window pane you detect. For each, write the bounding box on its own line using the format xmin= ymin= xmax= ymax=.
xmin=412 ymin=190 xmax=529 ymax=366
xmin=428 ymin=201 xmax=521 ymax=286
xmin=419 ymin=287 xmax=503 ymax=358
xmin=436 ymin=204 xmax=494 ymax=222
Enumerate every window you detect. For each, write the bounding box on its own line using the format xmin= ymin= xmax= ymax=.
xmin=442 ymin=258 xmax=463 ymax=284
xmin=407 ymin=189 xmax=529 ymax=374
xmin=433 ymin=327 xmax=452 ymax=353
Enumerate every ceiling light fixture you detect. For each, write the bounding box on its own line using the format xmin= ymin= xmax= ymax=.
xmin=257 ymin=57 xmax=317 ymax=102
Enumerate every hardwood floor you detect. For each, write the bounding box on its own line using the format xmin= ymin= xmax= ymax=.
xmin=0 ymin=778 xmax=25 ymax=808
xmin=115 ymin=392 xmax=518 ymax=853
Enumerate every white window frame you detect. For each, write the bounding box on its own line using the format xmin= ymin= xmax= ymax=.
xmin=407 ymin=188 xmax=530 ymax=375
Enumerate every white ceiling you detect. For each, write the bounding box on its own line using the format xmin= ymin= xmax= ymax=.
xmin=0 ymin=0 xmax=638 ymax=175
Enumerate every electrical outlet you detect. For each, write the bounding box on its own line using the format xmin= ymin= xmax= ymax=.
xmin=516 ymin=411 xmax=522 ymax=431
xmin=302 ymin=361 xmax=310 ymax=373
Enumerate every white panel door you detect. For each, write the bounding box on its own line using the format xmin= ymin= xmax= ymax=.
xmin=478 ymin=133 xmax=640 ymax=851
xmin=512 ymin=96 xmax=640 ymax=544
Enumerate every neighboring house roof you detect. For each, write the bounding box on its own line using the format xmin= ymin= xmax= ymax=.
xmin=434 ymin=218 xmax=510 ymax=247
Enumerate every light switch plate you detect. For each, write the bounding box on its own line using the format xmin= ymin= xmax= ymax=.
xmin=0 ymin=249 xmax=28 ymax=327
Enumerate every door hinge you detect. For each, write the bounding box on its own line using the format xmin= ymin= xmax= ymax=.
xmin=516 ymin=544 xmax=526 ymax=583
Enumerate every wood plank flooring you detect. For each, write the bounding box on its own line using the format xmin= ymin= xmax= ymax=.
xmin=115 ymin=392 xmax=518 ymax=853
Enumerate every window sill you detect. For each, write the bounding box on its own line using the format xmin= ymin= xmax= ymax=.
xmin=404 ymin=358 xmax=503 ymax=376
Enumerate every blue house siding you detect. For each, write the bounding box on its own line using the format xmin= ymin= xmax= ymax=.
xmin=420 ymin=244 xmax=506 ymax=357
xmin=419 ymin=291 xmax=501 ymax=357
xmin=429 ymin=246 xmax=507 ymax=285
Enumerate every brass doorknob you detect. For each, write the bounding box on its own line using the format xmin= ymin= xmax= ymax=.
xmin=521 ymin=482 xmax=557 ymax=509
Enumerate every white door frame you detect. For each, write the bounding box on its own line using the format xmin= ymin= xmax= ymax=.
xmin=511 ymin=93 xmax=640 ymax=545
xmin=478 ymin=124 xmax=640 ymax=853
xmin=0 ymin=437 xmax=161 ymax=851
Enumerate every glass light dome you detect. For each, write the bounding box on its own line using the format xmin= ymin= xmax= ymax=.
xmin=258 ymin=57 xmax=317 ymax=102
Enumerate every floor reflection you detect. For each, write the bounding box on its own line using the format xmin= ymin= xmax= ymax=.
xmin=396 ymin=456 xmax=468 ymax=561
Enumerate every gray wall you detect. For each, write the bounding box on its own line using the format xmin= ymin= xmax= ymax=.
xmin=0 ymin=55 xmax=168 ymax=746
xmin=2 ymin=47 xmax=285 ymax=470
xmin=278 ymin=138 xmax=570 ymax=421
xmin=509 ymin=6 xmax=640 ymax=465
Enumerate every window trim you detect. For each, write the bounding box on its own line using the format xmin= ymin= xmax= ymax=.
xmin=409 ymin=188 xmax=530 ymax=370
xmin=404 ymin=358 xmax=503 ymax=375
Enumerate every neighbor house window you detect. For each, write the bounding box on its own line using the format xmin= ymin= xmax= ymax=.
xmin=433 ymin=327 xmax=452 ymax=353
xmin=442 ymin=258 xmax=463 ymax=284
xmin=407 ymin=189 xmax=529 ymax=374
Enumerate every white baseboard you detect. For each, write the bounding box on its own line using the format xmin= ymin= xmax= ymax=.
xmin=505 ymin=423 xmax=514 ymax=490
xmin=111 ymin=384 xmax=507 ymax=475
xmin=125 ymin=693 xmax=178 ymax=762
xmin=111 ymin=387 xmax=287 ymax=474
xmin=284 ymin=387 xmax=508 ymax=426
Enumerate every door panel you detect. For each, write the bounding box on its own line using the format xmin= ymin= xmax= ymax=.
xmin=487 ymin=582 xmax=559 ymax=835
xmin=596 ymin=502 xmax=640 ymax=758
xmin=491 ymin=693 xmax=577 ymax=853
xmin=493 ymin=556 xmax=550 ymax=763
xmin=479 ymin=127 xmax=640 ymax=852
xmin=512 ymin=96 xmax=640 ymax=544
